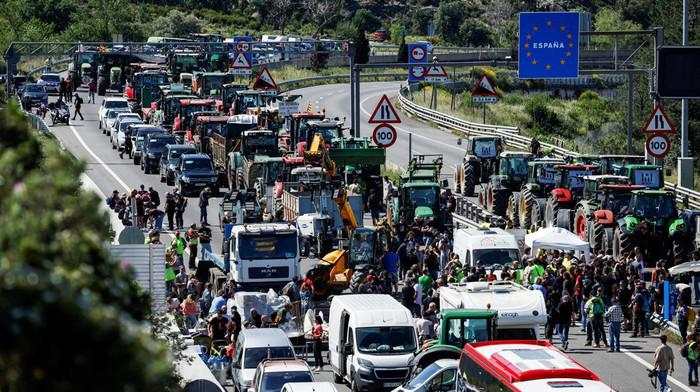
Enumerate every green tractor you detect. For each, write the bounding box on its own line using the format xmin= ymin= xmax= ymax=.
xmin=572 ymin=175 xmax=643 ymax=253
xmin=574 ymin=154 xmax=646 ymax=174
xmin=413 ymin=309 xmax=497 ymax=370
xmin=612 ymin=190 xmax=687 ymax=261
xmin=516 ymin=158 xmax=565 ymax=230
xmin=614 ymin=164 xmax=664 ymax=189
xmin=454 ymin=136 xmax=504 ymax=196
xmin=330 ymin=136 xmax=386 ymax=200
xmin=478 ymin=151 xmax=532 ymax=218
xmin=540 ymin=163 xmax=599 ymax=231
xmin=389 ymin=155 xmax=445 ymax=228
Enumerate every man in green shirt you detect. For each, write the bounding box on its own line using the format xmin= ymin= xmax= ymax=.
xmin=418 ymin=268 xmax=433 ymax=297
xmin=170 ymin=230 xmax=186 ymax=267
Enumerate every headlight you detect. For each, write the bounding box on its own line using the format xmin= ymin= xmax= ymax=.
xmin=181 ymin=176 xmax=190 ymax=182
xmin=357 ymin=358 xmax=374 ymax=369
xmin=210 ymin=176 xmax=218 ymax=182
xmin=147 ymin=153 xmax=157 ymax=159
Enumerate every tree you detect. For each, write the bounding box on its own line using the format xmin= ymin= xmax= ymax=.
xmin=354 ymin=28 xmax=370 ymax=64
xmin=593 ymin=7 xmax=642 ymax=47
xmin=434 ymin=1 xmax=466 ymax=44
xmin=459 ymin=18 xmax=493 ymax=47
xmin=411 ymin=7 xmax=434 ymax=35
xmin=267 ymin=0 xmax=293 ymax=34
xmin=151 ymin=9 xmax=203 ymax=38
xmin=0 ymin=104 xmax=177 ymax=390
xmin=352 ymin=9 xmax=381 ymax=32
xmin=306 ymin=0 xmax=342 ymax=38
xmin=397 ymin=35 xmax=408 ymax=63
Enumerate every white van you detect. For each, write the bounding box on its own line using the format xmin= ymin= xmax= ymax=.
xmin=231 ymin=328 xmax=296 ymax=392
xmin=329 ymin=294 xmax=418 ymax=391
xmin=452 ymin=227 xmax=520 ymax=276
xmin=439 ymin=281 xmax=547 ymax=339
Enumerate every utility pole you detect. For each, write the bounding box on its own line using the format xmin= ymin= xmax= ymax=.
xmin=678 ymin=0 xmax=693 ymax=188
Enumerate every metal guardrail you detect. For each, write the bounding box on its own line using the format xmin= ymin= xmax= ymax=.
xmin=397 ymin=86 xmax=700 ymax=210
xmin=277 ymin=73 xmax=407 ymax=92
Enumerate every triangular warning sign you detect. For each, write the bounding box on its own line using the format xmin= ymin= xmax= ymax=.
xmin=231 ymin=52 xmax=250 ymax=68
xmin=472 ymin=75 xmax=497 ymax=97
xmin=253 ymin=67 xmax=278 ymax=91
xmin=642 ymin=105 xmax=676 ymax=133
xmin=368 ymin=94 xmax=401 ymax=124
xmin=424 ymin=65 xmax=447 ymax=77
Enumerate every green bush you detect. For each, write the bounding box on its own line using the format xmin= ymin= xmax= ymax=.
xmin=525 ymin=94 xmax=564 ymax=135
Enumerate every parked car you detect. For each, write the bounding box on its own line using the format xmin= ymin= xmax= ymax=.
xmin=102 ymin=109 xmax=121 ymax=135
xmin=110 ymin=116 xmax=143 ymax=150
xmin=231 ymin=328 xmax=296 ymax=392
xmin=141 ymin=134 xmax=177 ymax=174
xmin=107 ymin=112 xmax=140 ymax=136
xmin=37 ymin=73 xmax=61 ymax=94
xmin=252 ymin=359 xmax=314 ymax=392
xmin=21 ymin=83 xmax=48 ymax=107
xmin=160 ymin=144 xmax=197 ymax=185
xmin=175 ymin=153 xmax=218 ymax=196
xmin=281 ymin=382 xmax=338 ymax=392
xmin=392 ymin=359 xmax=458 ymax=392
xmin=132 ymin=126 xmax=167 ymax=164
xmin=98 ymin=97 xmax=130 ymax=129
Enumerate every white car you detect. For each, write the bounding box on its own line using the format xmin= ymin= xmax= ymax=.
xmin=252 ymin=359 xmax=314 ymax=392
xmin=111 ymin=118 xmax=143 ymax=150
xmin=102 ymin=110 xmax=121 ymax=134
xmin=98 ymin=97 xmax=130 ymax=131
xmin=109 ymin=112 xmax=142 ymax=137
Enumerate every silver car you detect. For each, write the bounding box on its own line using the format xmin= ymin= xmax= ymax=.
xmin=393 ymin=359 xmax=457 ymax=392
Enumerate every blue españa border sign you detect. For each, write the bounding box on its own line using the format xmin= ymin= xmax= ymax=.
xmin=518 ymin=12 xmax=580 ymax=79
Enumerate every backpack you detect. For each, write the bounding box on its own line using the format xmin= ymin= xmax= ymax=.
xmin=592 ymin=299 xmax=605 ymax=316
xmin=681 ymin=343 xmax=689 ymax=358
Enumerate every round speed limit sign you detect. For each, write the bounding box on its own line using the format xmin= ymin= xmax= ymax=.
xmin=646 ymin=133 xmax=671 ymax=158
xmin=372 ymin=123 xmax=397 ymax=148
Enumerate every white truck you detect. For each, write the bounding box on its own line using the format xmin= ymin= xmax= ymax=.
xmin=452 ymin=227 xmax=520 ymax=278
xmin=226 ymin=223 xmax=300 ymax=289
xmin=439 ymin=281 xmax=547 ymax=339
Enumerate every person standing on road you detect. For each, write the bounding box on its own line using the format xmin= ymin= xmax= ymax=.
xmin=175 ymin=190 xmax=187 ymax=229
xmin=557 ymin=294 xmax=574 ymax=350
xmin=72 ymin=93 xmax=84 ymax=120
xmin=170 ymin=230 xmax=186 ymax=267
xmin=148 ymin=186 xmax=160 ymax=208
xmin=653 ymin=335 xmax=674 ymax=392
xmin=88 ymin=78 xmax=96 ymax=104
xmin=605 ymin=296 xmax=623 ymax=352
xmin=585 ymin=288 xmax=607 ymax=348
xmin=382 ymin=249 xmax=399 ymax=294
xmin=165 ymin=192 xmax=176 ymax=230
xmin=312 ymin=315 xmax=324 ymax=372
xmin=682 ymin=334 xmax=699 ymax=386
xmin=199 ymin=187 xmax=210 ymax=226
xmin=186 ymin=224 xmax=199 ymax=270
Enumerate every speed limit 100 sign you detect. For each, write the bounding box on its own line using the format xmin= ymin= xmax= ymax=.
xmin=372 ymin=123 xmax=397 ymax=148
xmin=646 ymin=133 xmax=671 ymax=158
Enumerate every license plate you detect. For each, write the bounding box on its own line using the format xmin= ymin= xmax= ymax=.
xmin=384 ymin=382 xmax=401 ymax=388
xmin=196 ymin=183 xmax=206 ymax=186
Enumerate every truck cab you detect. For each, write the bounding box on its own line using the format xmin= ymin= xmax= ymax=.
xmin=225 ymin=223 xmax=300 ymax=289
xmin=452 ymin=227 xmax=520 ymax=276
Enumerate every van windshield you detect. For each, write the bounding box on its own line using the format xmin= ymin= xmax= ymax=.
xmin=472 ymin=249 xmax=519 ymax=267
xmin=261 ymin=371 xmax=313 ymax=392
xmin=244 ymin=347 xmax=294 ymax=368
xmin=494 ymin=328 xmax=537 ymax=340
xmin=356 ymin=326 xmax=416 ymax=354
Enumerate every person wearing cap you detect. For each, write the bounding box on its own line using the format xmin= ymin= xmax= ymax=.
xmin=175 ymin=190 xmax=187 ymax=229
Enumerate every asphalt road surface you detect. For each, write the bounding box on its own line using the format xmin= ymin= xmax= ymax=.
xmin=47 ymin=84 xmax=699 ymax=391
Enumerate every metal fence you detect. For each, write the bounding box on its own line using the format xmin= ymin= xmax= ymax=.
xmin=397 ymin=85 xmax=700 ymax=210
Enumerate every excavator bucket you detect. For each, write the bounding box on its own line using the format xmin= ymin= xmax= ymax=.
xmin=319 ymin=249 xmax=351 ymax=285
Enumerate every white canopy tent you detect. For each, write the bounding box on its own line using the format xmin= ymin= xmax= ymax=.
xmin=669 ymin=260 xmax=700 ymax=275
xmin=525 ymin=227 xmax=591 ymax=262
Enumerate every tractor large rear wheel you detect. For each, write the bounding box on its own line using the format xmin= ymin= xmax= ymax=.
xmin=590 ymin=221 xmax=605 ymax=253
xmin=673 ymin=239 xmax=688 ymax=263
xmin=463 ymin=163 xmax=477 ymax=197
xmin=492 ymin=190 xmax=510 ymax=217
xmin=544 ymin=198 xmax=560 ymax=228
xmin=506 ymin=193 xmax=519 ymax=228
xmin=349 ymin=270 xmax=366 ymax=293
xmin=519 ymin=189 xmax=534 ymax=230
xmin=613 ymin=227 xmax=633 ymax=259
xmin=530 ymin=200 xmax=544 ymax=231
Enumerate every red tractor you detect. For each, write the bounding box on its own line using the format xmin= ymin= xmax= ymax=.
xmin=539 ymin=164 xmax=598 ymax=231
xmin=573 ymin=175 xmax=645 ymax=253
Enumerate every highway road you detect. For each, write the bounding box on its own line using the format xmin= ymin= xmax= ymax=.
xmin=47 ymin=84 xmax=698 ymax=392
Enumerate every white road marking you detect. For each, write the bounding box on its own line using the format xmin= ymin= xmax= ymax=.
xmin=621 ymin=348 xmax=695 ymax=392
xmin=359 ymin=94 xmax=463 ymax=153
xmin=70 ymin=125 xmax=130 ymax=192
